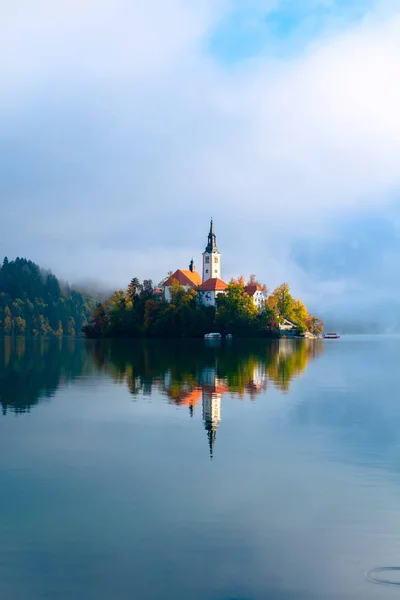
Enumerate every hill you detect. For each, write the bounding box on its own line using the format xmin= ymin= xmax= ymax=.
xmin=0 ymin=257 xmax=96 ymax=336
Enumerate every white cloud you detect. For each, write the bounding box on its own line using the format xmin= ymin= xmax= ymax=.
xmin=1 ymin=0 xmax=400 ymax=319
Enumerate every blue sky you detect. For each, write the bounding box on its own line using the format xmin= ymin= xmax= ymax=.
xmin=209 ymin=0 xmax=375 ymax=62
xmin=1 ymin=0 xmax=400 ymax=328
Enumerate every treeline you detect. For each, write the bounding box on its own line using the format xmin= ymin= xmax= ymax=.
xmin=84 ymin=275 xmax=323 ymax=339
xmin=0 ymin=257 xmax=96 ymax=336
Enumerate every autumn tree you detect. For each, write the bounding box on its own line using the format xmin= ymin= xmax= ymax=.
xmin=306 ymin=315 xmax=324 ymax=335
xmin=4 ymin=306 xmax=13 ymax=334
xmin=269 ymin=283 xmax=294 ymax=318
xmin=291 ymin=299 xmax=308 ymax=330
xmin=14 ymin=316 xmax=26 ymax=335
xmin=229 ymin=275 xmax=246 ymax=286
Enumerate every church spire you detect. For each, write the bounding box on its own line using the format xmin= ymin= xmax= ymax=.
xmin=205 ymin=218 xmax=218 ymax=253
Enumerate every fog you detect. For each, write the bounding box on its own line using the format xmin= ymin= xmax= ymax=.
xmin=1 ymin=0 xmax=400 ymax=331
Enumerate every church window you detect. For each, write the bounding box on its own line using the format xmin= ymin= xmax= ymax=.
xmin=206 ymin=269 xmax=209 ymax=273
xmin=214 ymin=257 xmax=218 ymax=263
xmin=205 ymin=256 xmax=209 ymax=263
xmin=215 ymin=269 xmax=218 ymax=274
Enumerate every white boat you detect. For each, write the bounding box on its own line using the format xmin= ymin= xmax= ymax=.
xmin=323 ymin=332 xmax=340 ymax=339
xmin=204 ymin=333 xmax=222 ymax=339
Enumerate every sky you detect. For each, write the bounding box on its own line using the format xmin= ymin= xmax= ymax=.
xmin=1 ymin=0 xmax=400 ymax=328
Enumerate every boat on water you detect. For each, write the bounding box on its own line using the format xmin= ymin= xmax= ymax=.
xmin=323 ymin=332 xmax=340 ymax=339
xmin=204 ymin=333 xmax=222 ymax=339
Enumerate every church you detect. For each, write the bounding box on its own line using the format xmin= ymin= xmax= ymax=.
xmin=163 ymin=219 xmax=267 ymax=308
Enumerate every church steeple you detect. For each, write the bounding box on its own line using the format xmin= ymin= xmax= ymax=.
xmin=202 ymin=218 xmax=221 ymax=283
xmin=205 ymin=218 xmax=218 ymax=253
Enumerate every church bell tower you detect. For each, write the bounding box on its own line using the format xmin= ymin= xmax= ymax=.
xmin=202 ymin=219 xmax=221 ymax=282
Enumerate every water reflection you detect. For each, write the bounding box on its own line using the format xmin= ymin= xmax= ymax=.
xmin=0 ymin=338 xmax=323 ymax=427
xmin=0 ymin=337 xmax=96 ymax=415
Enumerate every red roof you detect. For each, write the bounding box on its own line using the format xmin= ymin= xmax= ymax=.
xmin=163 ymin=269 xmax=202 ymax=287
xmin=198 ymin=278 xmax=228 ymax=292
xmin=244 ymin=284 xmax=261 ymax=297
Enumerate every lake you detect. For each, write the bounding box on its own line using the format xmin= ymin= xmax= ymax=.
xmin=1 ymin=336 xmax=400 ymax=599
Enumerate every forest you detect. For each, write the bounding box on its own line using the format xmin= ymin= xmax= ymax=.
xmin=0 ymin=257 xmax=96 ymax=336
xmin=83 ymin=275 xmax=324 ymax=339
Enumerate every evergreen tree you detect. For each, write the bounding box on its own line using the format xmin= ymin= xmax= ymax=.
xmin=0 ymin=257 xmax=96 ymax=336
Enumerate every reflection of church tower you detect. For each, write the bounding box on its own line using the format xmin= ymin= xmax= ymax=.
xmin=202 ymin=218 xmax=221 ymax=283
xmin=202 ymin=386 xmax=222 ymax=459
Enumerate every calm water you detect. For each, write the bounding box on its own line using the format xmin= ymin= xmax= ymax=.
xmin=1 ymin=336 xmax=400 ymax=599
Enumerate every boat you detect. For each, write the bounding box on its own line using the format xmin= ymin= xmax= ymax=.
xmin=204 ymin=333 xmax=222 ymax=339
xmin=323 ymin=332 xmax=340 ymax=339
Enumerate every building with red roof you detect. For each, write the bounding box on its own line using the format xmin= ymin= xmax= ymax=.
xmin=244 ymin=284 xmax=268 ymax=310
xmin=197 ymin=277 xmax=228 ymax=307
xmin=163 ymin=261 xmax=202 ymax=302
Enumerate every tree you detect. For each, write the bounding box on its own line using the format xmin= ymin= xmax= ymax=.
xmin=269 ymin=283 xmax=294 ymax=318
xmin=55 ymin=321 xmax=63 ymax=337
xmin=39 ymin=315 xmax=52 ymax=335
xmin=68 ymin=317 xmax=76 ymax=336
xmin=14 ymin=316 xmax=26 ymax=335
xmin=291 ymin=299 xmax=308 ymax=330
xmin=169 ymin=280 xmax=196 ymax=307
xmin=4 ymin=306 xmax=13 ymax=334
xmin=307 ymin=315 xmax=324 ymax=335
xmin=247 ymin=274 xmax=260 ymax=286
xmin=142 ymin=279 xmax=154 ymax=297
xmin=127 ymin=278 xmax=141 ymax=302
xmin=216 ymin=281 xmax=258 ymax=335
xmin=230 ymin=275 xmax=246 ymax=286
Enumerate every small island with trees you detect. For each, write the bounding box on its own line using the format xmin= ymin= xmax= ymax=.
xmin=0 ymin=242 xmax=324 ymax=340
xmin=83 ymin=219 xmax=324 ymax=340
xmin=82 ymin=275 xmax=324 ymax=339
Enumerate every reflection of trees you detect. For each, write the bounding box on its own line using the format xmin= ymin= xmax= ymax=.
xmin=93 ymin=339 xmax=324 ymax=457
xmin=0 ymin=337 xmax=95 ymax=415
xmin=0 ymin=337 xmax=324 ymax=417
xmin=92 ymin=339 xmax=324 ymax=403
xmin=267 ymin=340 xmax=324 ymax=392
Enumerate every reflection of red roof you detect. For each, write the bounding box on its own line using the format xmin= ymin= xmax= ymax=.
xmin=166 ymin=388 xmax=202 ymax=406
xmin=176 ymin=390 xmax=202 ymax=407
xmin=163 ymin=269 xmax=202 ymax=287
xmin=244 ymin=284 xmax=261 ymax=297
xmin=201 ymin=383 xmax=229 ymax=394
xmin=198 ymin=278 xmax=228 ymax=292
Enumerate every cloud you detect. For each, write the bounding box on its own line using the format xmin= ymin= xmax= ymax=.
xmin=1 ymin=0 xmax=400 ymax=326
